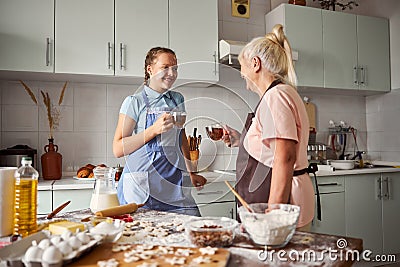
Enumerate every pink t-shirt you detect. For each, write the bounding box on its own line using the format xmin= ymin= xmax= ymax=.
xmin=244 ymin=84 xmax=315 ymax=227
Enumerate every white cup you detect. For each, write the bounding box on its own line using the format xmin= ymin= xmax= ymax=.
xmin=0 ymin=167 xmax=17 ymax=237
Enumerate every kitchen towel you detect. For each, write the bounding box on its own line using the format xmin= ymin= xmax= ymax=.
xmin=0 ymin=167 xmax=17 ymax=237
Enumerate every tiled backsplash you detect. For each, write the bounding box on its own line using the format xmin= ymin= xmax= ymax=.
xmin=1 ymin=68 xmax=385 ymax=175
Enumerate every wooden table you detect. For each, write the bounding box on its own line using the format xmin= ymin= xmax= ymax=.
xmin=0 ymin=208 xmax=361 ymax=266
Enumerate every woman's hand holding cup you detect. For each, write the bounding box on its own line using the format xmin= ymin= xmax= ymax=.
xmin=153 ymin=112 xmax=174 ymax=135
xmin=222 ymin=125 xmax=241 ymax=147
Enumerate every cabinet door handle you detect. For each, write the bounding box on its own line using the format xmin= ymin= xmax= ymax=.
xmin=383 ymin=177 xmax=390 ymax=200
xmin=318 ymin=183 xmax=339 ymax=186
xmin=213 ymin=51 xmax=217 ymax=75
xmin=197 ymin=190 xmax=223 ymax=196
xmin=120 ymin=43 xmax=125 ymax=70
xmin=360 ymin=66 xmax=365 ymax=85
xmin=107 ymin=42 xmax=113 ymax=69
xmin=46 ymin=38 xmax=51 ymax=66
xmin=353 ymin=66 xmax=359 ymax=85
xmin=377 ymin=177 xmax=382 ymax=200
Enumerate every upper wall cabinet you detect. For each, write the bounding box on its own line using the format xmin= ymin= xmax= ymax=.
xmin=265 ymin=4 xmax=323 ymax=88
xmin=115 ymin=0 xmax=168 ymax=77
xmin=323 ymin=12 xmax=390 ymax=92
xmin=266 ymin=4 xmax=390 ymax=92
xmin=55 ymin=0 xmax=114 ymax=75
xmin=55 ymin=0 xmax=217 ymax=82
xmin=0 ymin=0 xmax=54 ymax=72
xmin=169 ymin=0 xmax=219 ymax=83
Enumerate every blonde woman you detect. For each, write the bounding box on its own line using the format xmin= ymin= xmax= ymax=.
xmin=223 ymin=24 xmax=315 ymax=230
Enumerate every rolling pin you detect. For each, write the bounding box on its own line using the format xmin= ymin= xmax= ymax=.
xmin=95 ymin=203 xmax=144 ymax=217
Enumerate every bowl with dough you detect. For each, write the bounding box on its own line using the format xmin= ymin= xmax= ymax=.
xmin=89 ymin=218 xmax=125 ymax=242
xmin=239 ymin=203 xmax=300 ymax=248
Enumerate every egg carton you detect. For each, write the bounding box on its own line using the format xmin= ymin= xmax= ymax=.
xmin=0 ymin=230 xmax=103 ymax=267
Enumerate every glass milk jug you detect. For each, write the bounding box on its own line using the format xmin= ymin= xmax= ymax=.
xmin=89 ymin=167 xmax=120 ymax=213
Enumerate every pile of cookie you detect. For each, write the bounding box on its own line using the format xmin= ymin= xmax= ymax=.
xmin=76 ymin=163 xmax=107 ymax=178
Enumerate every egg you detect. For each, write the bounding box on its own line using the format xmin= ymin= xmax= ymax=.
xmin=67 ymin=236 xmax=82 ymax=250
xmin=50 ymin=236 xmax=63 ymax=246
xmin=24 ymin=241 xmax=43 ymax=262
xmin=56 ymin=241 xmax=73 ymax=256
xmin=61 ymin=230 xmax=73 ymax=241
xmin=76 ymin=232 xmax=91 ymax=244
xmin=38 ymin=239 xmax=51 ymax=250
xmin=42 ymin=246 xmax=63 ymax=264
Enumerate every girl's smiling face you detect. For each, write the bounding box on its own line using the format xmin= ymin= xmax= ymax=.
xmin=147 ymin=52 xmax=178 ymax=92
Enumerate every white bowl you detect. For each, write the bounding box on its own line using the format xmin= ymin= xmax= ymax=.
xmin=239 ymin=203 xmax=300 ymax=248
xmin=329 ymin=160 xmax=355 ymax=170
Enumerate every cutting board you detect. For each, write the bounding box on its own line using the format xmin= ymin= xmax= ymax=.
xmin=304 ymin=101 xmax=316 ymax=131
xmin=69 ymin=243 xmax=230 ymax=267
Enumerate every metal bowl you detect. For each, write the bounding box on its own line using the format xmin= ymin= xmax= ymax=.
xmin=329 ymin=160 xmax=355 ymax=170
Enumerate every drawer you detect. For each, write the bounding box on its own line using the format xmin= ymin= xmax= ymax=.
xmin=198 ymin=202 xmax=236 ymax=219
xmin=37 ymin=190 xmax=52 ymax=215
xmin=191 ymin=181 xmax=235 ymax=204
xmin=53 ymin=189 xmax=92 ymax=212
xmin=312 ymin=176 xmax=345 ymax=194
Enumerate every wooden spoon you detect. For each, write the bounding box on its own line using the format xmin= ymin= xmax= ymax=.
xmin=224 ymin=181 xmax=254 ymax=213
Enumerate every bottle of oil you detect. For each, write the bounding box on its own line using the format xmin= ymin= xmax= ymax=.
xmin=13 ymin=156 xmax=39 ymax=237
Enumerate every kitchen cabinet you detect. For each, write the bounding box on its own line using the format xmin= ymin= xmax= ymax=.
xmin=55 ymin=0 xmax=114 ymax=75
xmin=265 ymin=4 xmax=323 ymax=88
xmin=265 ymin=4 xmax=390 ymax=92
xmin=345 ymin=173 xmax=400 ymax=254
xmin=189 ymin=180 xmax=236 ymax=219
xmin=37 ymin=190 xmax=52 ymax=215
xmin=55 ymin=0 xmax=218 ymax=81
xmin=381 ymin=172 xmax=400 ymax=254
xmin=323 ymin=12 xmax=390 ymax=91
xmin=311 ymin=176 xmax=345 ymax=236
xmin=169 ymin=0 xmax=219 ymax=83
xmin=53 ymin=188 xmax=93 ymax=213
xmin=0 ymin=0 xmax=54 ymax=72
xmin=115 ymin=0 xmax=168 ymax=76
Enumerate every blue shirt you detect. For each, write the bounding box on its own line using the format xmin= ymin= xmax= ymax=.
xmin=120 ymin=85 xmax=186 ymax=134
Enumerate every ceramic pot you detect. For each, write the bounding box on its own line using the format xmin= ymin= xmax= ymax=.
xmin=41 ymin=138 xmax=62 ymax=180
xmin=288 ymin=0 xmax=306 ymax=6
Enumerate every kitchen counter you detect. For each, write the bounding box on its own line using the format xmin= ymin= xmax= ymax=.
xmin=316 ymin=166 xmax=400 ymax=177
xmin=45 ymin=208 xmax=362 ymax=266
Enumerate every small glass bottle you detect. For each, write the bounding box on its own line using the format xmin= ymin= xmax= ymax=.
xmin=13 ymin=156 xmax=39 ymax=237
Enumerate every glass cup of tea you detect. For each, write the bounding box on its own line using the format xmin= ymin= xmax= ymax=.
xmin=205 ymin=123 xmax=224 ymax=141
xmin=171 ymin=111 xmax=187 ymax=129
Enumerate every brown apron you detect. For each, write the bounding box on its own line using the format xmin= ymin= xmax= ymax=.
xmin=235 ymin=80 xmax=321 ymax=220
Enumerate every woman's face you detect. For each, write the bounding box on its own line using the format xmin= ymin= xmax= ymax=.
xmin=239 ymin=57 xmax=257 ymax=93
xmin=148 ymin=52 xmax=178 ymax=92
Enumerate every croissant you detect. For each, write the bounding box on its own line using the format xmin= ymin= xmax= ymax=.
xmin=77 ymin=167 xmax=91 ymax=178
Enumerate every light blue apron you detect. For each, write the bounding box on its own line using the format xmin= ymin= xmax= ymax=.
xmin=117 ymin=90 xmax=199 ymax=216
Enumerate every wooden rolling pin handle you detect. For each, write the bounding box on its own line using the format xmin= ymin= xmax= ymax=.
xmin=95 ymin=203 xmax=144 ymax=217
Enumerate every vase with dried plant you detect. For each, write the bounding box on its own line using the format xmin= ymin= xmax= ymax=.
xmin=20 ymin=81 xmax=68 ymax=180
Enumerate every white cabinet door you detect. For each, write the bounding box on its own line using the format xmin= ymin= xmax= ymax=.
xmin=55 ymin=0 xmax=114 ymax=75
xmin=169 ymin=0 xmax=218 ymax=82
xmin=381 ymin=173 xmax=400 ymax=254
xmin=38 ymin=190 xmax=52 ymax=215
xmin=53 ymin=189 xmax=92 ymax=213
xmin=345 ymin=174 xmax=383 ymax=254
xmin=312 ymin=192 xmax=345 ymax=236
xmin=198 ymin=202 xmax=236 ymax=220
xmin=357 ymin=15 xmax=390 ymax=92
xmin=323 ymin=10 xmax=358 ymax=90
xmin=115 ymin=0 xmax=168 ymax=77
xmin=265 ymin=4 xmax=323 ymax=88
xmin=0 ymin=0 xmax=54 ymax=72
